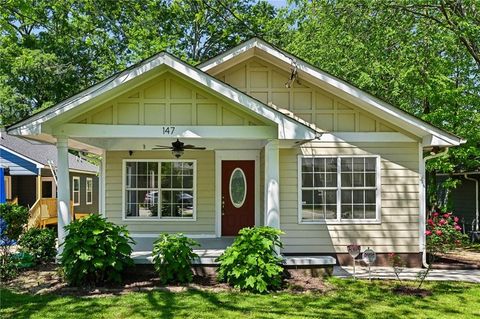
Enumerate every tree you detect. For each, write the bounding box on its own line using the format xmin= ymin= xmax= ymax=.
xmin=0 ymin=0 xmax=278 ymax=126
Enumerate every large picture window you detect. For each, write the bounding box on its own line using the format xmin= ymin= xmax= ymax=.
xmin=299 ymin=156 xmax=380 ymax=223
xmin=124 ymin=160 xmax=196 ymax=220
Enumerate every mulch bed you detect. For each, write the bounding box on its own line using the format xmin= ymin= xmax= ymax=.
xmin=392 ymin=286 xmax=432 ymax=297
xmin=2 ymin=264 xmax=333 ymax=297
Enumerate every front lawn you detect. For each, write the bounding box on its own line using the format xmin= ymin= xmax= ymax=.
xmin=1 ymin=278 xmax=479 ymax=319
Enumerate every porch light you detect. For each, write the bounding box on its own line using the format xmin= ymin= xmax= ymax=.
xmin=172 ymin=149 xmax=184 ymax=158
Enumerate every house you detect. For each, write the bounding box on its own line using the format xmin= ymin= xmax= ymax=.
xmin=0 ymin=130 xmax=99 ymax=224
xmin=6 ymin=38 xmax=464 ymax=266
xmin=438 ymin=172 xmax=479 ymax=237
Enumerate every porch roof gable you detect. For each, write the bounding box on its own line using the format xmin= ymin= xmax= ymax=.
xmin=7 ymin=52 xmax=320 ymax=141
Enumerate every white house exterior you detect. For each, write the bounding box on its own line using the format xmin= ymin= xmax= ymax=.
xmin=7 ymin=38 xmax=464 ymax=266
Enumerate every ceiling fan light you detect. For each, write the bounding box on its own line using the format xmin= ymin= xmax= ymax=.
xmin=172 ymin=149 xmax=184 ymax=158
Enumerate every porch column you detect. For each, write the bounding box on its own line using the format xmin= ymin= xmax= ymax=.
xmin=56 ymin=136 xmax=71 ymax=254
xmin=264 ymin=139 xmax=280 ymax=230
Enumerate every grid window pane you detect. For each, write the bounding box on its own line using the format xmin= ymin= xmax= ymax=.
xmin=160 ymin=161 xmax=195 ymax=218
xmin=300 ymin=157 xmax=378 ymax=222
xmin=302 ymin=173 xmax=313 ymax=187
xmin=341 ymin=158 xmax=352 ymax=172
xmin=341 ymin=173 xmax=352 ymax=187
xmin=125 ymin=161 xmax=195 ymax=219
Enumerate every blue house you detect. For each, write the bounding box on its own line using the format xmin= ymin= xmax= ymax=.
xmin=0 ymin=130 xmax=99 ymax=219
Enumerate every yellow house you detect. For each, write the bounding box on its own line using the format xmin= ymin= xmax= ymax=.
xmin=7 ymin=38 xmax=464 ymax=267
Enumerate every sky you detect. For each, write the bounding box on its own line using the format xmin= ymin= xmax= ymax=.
xmin=266 ymin=0 xmax=289 ymax=9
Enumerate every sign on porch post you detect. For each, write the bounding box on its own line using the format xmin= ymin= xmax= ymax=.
xmin=0 ymin=167 xmax=5 ymax=203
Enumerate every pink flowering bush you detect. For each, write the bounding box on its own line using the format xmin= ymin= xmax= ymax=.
xmin=416 ymin=210 xmax=468 ymax=289
xmin=426 ymin=210 xmax=468 ymax=255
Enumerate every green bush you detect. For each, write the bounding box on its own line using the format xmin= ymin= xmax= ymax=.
xmin=0 ymin=203 xmax=29 ymax=242
xmin=18 ymin=228 xmax=56 ymax=263
xmin=0 ymin=255 xmax=18 ymax=281
xmin=217 ymin=226 xmax=284 ymax=293
xmin=0 ymin=203 xmax=29 ymax=281
xmin=152 ymin=233 xmax=199 ymax=284
xmin=60 ymin=214 xmax=135 ymax=286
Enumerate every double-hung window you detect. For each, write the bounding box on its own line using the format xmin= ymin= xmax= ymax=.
xmin=86 ymin=177 xmax=93 ymax=205
xmin=299 ymin=156 xmax=380 ymax=223
xmin=72 ymin=176 xmax=80 ymax=206
xmin=124 ymin=160 xmax=196 ymax=220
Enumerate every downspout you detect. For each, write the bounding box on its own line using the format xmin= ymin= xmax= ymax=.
xmin=421 ymin=147 xmax=449 ymax=268
xmin=464 ymin=174 xmax=479 ymax=232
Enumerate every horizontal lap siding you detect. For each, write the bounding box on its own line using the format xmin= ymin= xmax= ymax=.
xmin=279 ymin=141 xmax=420 ymax=254
xmin=105 ymin=150 xmax=215 ymax=234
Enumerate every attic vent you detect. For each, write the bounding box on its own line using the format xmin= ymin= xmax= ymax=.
xmin=285 ymin=59 xmax=298 ymax=88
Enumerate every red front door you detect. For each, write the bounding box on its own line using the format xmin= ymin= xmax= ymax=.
xmin=221 ymin=160 xmax=255 ymax=236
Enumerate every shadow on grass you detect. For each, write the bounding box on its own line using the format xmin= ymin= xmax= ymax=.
xmin=1 ymin=280 xmax=479 ymax=319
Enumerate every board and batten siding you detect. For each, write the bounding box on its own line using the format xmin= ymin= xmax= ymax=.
xmin=105 ymin=150 xmax=216 ymax=235
xmin=279 ymin=141 xmax=421 ymax=254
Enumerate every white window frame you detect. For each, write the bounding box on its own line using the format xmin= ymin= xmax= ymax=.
xmin=86 ymin=177 xmax=93 ymax=205
xmin=72 ymin=176 xmax=80 ymax=206
xmin=122 ymin=159 xmax=197 ymax=222
xmin=297 ymin=155 xmax=381 ymax=225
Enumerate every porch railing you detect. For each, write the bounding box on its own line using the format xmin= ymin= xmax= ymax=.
xmin=28 ymin=198 xmax=74 ymax=229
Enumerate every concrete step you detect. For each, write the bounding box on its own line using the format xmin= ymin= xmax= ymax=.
xmin=132 ymin=251 xmax=337 ymax=267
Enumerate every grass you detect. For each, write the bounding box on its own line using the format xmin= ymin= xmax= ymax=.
xmin=1 ymin=278 xmax=479 ymax=319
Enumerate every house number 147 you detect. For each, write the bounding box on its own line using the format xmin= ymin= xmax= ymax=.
xmin=162 ymin=126 xmax=175 ymax=135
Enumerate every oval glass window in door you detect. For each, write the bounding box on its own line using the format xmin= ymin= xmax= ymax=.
xmin=230 ymin=168 xmax=247 ymax=208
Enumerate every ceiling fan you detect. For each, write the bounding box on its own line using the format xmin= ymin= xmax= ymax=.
xmin=152 ymin=139 xmax=206 ymax=158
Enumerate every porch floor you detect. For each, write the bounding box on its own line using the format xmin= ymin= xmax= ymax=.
xmin=131 ymin=237 xmax=336 ymax=266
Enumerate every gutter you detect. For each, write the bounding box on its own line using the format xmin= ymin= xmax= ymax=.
xmin=464 ymin=174 xmax=479 ymax=232
xmin=421 ymin=147 xmax=449 ymax=268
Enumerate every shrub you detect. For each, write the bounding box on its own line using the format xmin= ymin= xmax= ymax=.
xmin=0 ymin=203 xmax=29 ymax=281
xmin=217 ymin=226 xmax=284 ymax=293
xmin=426 ymin=211 xmax=468 ymax=254
xmin=18 ymin=228 xmax=56 ymax=263
xmin=417 ymin=210 xmax=468 ymax=288
xmin=0 ymin=255 xmax=18 ymax=281
xmin=152 ymin=233 xmax=199 ymax=284
xmin=0 ymin=203 xmax=29 ymax=243
xmin=60 ymin=214 xmax=135 ymax=286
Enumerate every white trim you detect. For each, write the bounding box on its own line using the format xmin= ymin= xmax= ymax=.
xmin=0 ymin=145 xmax=45 ymax=169
xmin=100 ymin=150 xmax=106 ymax=217
xmin=72 ymin=176 xmax=80 ymax=206
xmin=121 ymin=159 xmax=197 ymax=222
xmin=199 ymin=38 xmax=464 ymax=147
xmin=419 ymin=143 xmax=425 ymax=252
xmin=8 ymin=52 xmax=318 ymax=141
xmin=86 ymin=177 xmax=93 ymax=205
xmin=68 ymin=169 xmax=98 ymax=175
xmin=215 ymin=150 xmax=260 ymax=237
xmin=53 ymin=124 xmax=277 ymax=140
xmin=130 ymin=233 xmax=216 ymax=239
xmin=297 ymin=155 xmax=382 ymax=225
xmin=316 ymin=132 xmax=416 ymax=143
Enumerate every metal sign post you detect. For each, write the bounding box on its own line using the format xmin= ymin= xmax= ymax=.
xmin=347 ymin=244 xmax=361 ymax=279
xmin=362 ymin=247 xmax=376 ymax=281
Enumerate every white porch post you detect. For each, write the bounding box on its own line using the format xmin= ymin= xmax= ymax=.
xmin=56 ymin=136 xmax=71 ymax=255
xmin=264 ymin=139 xmax=280 ymax=230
